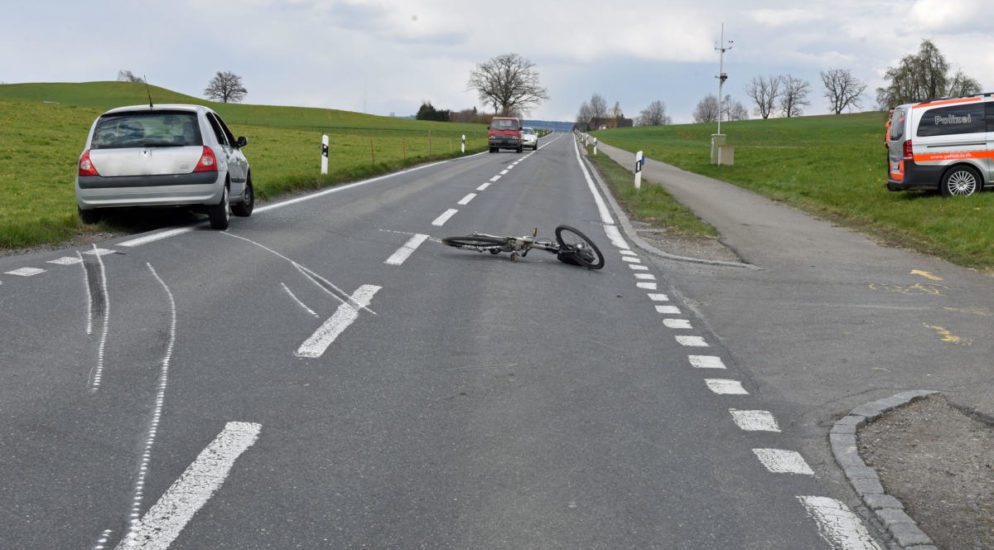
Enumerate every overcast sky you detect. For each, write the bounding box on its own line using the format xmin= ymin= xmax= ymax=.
xmin=3 ymin=0 xmax=992 ymax=123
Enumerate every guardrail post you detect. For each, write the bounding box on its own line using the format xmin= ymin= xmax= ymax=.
xmin=321 ymin=135 xmax=329 ymax=175
xmin=461 ymin=134 xmax=466 ymax=154
xmin=634 ymin=150 xmax=644 ymax=190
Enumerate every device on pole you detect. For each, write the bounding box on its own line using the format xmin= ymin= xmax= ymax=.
xmin=321 ymin=135 xmax=329 ymax=175
xmin=715 ymin=23 xmax=733 ymax=136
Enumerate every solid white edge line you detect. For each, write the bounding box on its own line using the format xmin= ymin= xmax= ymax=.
xmin=119 ymin=227 xmax=194 ymax=248
xmin=384 ymin=233 xmax=430 ymax=266
xmin=457 ymin=193 xmax=477 ymax=206
xmin=116 ymin=422 xmax=262 ymax=550
xmin=798 ymin=496 xmax=884 ymax=550
xmin=752 ymin=448 xmax=814 ymax=475
xmin=295 ymin=285 xmax=380 ymax=358
xmin=571 ymin=137 xmax=614 ymax=225
xmin=431 ymin=208 xmax=458 ymax=227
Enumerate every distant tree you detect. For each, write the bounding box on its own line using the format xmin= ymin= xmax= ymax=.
xmin=575 ymin=101 xmax=594 ymax=131
xmin=117 ymin=70 xmax=144 ymax=83
xmin=204 ymin=71 xmax=247 ymax=104
xmin=468 ymin=53 xmax=548 ymax=116
xmin=693 ymin=95 xmax=720 ymax=123
xmin=638 ymin=100 xmax=671 ymax=126
xmin=416 ymin=101 xmax=451 ymax=122
xmin=588 ymin=94 xmax=608 ymax=128
xmin=876 ymin=40 xmax=982 ymax=108
xmin=610 ymin=101 xmax=623 ymax=127
xmin=450 ymin=106 xmax=482 ymax=123
xmin=780 ymin=75 xmax=811 ymax=118
xmin=747 ymin=75 xmax=783 ymax=119
xmin=821 ymin=68 xmax=867 ymax=114
xmin=723 ymin=96 xmax=750 ymax=121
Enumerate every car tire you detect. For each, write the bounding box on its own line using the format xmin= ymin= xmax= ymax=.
xmin=940 ymin=165 xmax=981 ymax=197
xmin=78 ymin=207 xmax=102 ymax=224
xmin=517 ymin=145 xmax=523 ymax=153
xmin=231 ymin=176 xmax=254 ymax=217
xmin=208 ymin=185 xmax=230 ymax=230
xmin=489 ymin=147 xmax=496 ymax=154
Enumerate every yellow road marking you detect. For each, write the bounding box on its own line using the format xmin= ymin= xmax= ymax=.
xmin=911 ymin=269 xmax=943 ymax=281
xmin=923 ymin=324 xmax=970 ymax=345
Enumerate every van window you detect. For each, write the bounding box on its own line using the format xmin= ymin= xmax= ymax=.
xmin=889 ymin=108 xmax=906 ymax=141
xmin=988 ymin=102 xmax=994 ymax=133
xmin=92 ymin=111 xmax=203 ymax=149
xmin=916 ymin=103 xmax=985 ymax=137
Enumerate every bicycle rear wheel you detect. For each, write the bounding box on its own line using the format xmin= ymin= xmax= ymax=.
xmin=554 ymin=225 xmax=605 ymax=269
xmin=441 ymin=235 xmax=507 ymax=251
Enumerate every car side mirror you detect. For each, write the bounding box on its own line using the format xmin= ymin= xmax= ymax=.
xmin=236 ymin=136 xmax=248 ymax=148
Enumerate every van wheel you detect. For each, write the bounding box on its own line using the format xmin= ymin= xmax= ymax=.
xmin=940 ymin=166 xmax=980 ymax=197
xmin=208 ymin=186 xmax=230 ymax=229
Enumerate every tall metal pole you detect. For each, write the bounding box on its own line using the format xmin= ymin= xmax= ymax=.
xmin=715 ymin=24 xmax=733 ymax=135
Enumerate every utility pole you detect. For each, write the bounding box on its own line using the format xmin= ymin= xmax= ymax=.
xmin=715 ymin=23 xmax=733 ymax=135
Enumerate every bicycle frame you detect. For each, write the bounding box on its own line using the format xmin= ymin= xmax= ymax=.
xmin=471 ymin=232 xmax=560 ymax=257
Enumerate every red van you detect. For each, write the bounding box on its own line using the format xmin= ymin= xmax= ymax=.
xmin=488 ymin=116 xmax=523 ymax=153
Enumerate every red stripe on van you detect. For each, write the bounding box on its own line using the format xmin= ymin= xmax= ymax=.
xmin=912 ymin=97 xmax=983 ymax=109
xmin=913 ymin=150 xmax=994 ymax=163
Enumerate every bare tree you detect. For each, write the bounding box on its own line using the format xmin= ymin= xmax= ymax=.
xmin=780 ymin=75 xmax=811 ymax=118
xmin=575 ymin=101 xmax=593 ymax=130
xmin=723 ymin=96 xmax=749 ymax=121
xmin=468 ymin=53 xmax=548 ymax=116
xmin=117 ymin=70 xmax=144 ymax=83
xmin=746 ymin=75 xmax=783 ymax=119
xmin=638 ymin=100 xmax=671 ymax=126
xmin=821 ymin=69 xmax=866 ymax=114
xmin=693 ymin=95 xmax=720 ymax=123
xmin=204 ymin=71 xmax=247 ymax=104
xmin=588 ymin=94 xmax=608 ymax=128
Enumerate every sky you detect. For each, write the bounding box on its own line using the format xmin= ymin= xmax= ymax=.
xmin=2 ymin=0 xmax=992 ymax=123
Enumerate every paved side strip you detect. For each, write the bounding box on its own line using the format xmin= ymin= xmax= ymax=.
xmin=798 ymin=496 xmax=884 ymax=550
xmin=116 ymin=422 xmax=262 ymax=550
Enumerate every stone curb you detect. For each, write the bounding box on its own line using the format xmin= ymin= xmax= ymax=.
xmin=576 ymin=139 xmax=758 ymax=270
xmin=830 ymin=390 xmax=940 ymax=550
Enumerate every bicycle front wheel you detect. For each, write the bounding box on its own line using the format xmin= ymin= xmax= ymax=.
xmin=441 ymin=235 xmax=507 ymax=251
xmin=554 ymin=225 xmax=605 ymax=269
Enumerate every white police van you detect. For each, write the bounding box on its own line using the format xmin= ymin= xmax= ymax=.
xmin=886 ymin=94 xmax=993 ymax=196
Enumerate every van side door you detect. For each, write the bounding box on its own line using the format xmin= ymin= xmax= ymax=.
xmin=914 ymin=101 xmax=987 ymax=176
xmin=987 ymin=101 xmax=994 ymax=186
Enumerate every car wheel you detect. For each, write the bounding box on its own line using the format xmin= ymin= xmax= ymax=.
xmin=517 ymin=145 xmax=523 ymax=153
xmin=940 ymin=165 xmax=980 ymax=197
xmin=208 ymin=185 xmax=230 ymax=229
xmin=231 ymin=177 xmax=254 ymax=217
xmin=78 ymin=207 xmax=102 ymax=224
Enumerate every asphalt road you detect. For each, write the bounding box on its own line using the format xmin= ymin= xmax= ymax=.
xmin=0 ymin=135 xmax=883 ymax=549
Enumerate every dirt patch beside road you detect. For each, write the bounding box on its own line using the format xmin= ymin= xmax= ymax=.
xmin=859 ymin=395 xmax=994 ymax=549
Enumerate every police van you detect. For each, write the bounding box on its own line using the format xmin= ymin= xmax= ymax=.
xmin=886 ymin=94 xmax=993 ymax=196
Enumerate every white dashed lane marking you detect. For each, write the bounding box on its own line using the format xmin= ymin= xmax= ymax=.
xmin=729 ymin=409 xmax=781 ymax=432
xmin=798 ymin=496 xmax=884 ymax=550
xmin=675 ymin=335 xmax=708 ymax=347
xmin=655 ymin=305 xmax=681 ymax=315
xmin=622 ymin=256 xmax=641 ymax=263
xmin=752 ymin=448 xmax=814 ymax=475
xmin=705 ymin=379 xmax=748 ymax=394
xmin=663 ymin=319 xmax=692 ymax=329
xmin=431 ymin=209 xmax=458 ymax=227
xmin=500 ymin=169 xmax=508 ymax=175
xmin=489 ymin=175 xmax=501 ymax=182
xmin=634 ymin=273 xmax=656 ymax=280
xmin=636 ymin=282 xmax=657 ymax=290
xmin=5 ymin=267 xmax=45 ymax=277
xmin=476 ymin=182 xmax=491 ymax=191
xmin=384 ymin=234 xmax=429 ymax=266
xmin=647 ymin=293 xmax=669 ymax=302
xmin=689 ymin=355 xmax=726 ymax=369
xmin=457 ymin=193 xmax=476 ymax=206
xmin=620 ymin=250 xmax=637 ymax=256
xmin=295 ymin=285 xmax=381 ymax=359
xmin=629 ymin=264 xmax=649 ymax=271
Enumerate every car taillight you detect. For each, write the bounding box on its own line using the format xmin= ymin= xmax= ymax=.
xmin=78 ymin=150 xmax=100 ymax=177
xmin=903 ymin=140 xmax=913 ymax=161
xmin=193 ymin=146 xmax=218 ymax=172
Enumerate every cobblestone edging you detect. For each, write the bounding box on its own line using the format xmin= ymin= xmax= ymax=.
xmin=831 ymin=390 xmax=939 ymax=550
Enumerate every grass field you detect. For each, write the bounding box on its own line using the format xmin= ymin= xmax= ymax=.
xmin=0 ymin=82 xmax=487 ymax=249
xmin=594 ymin=113 xmax=994 ymax=270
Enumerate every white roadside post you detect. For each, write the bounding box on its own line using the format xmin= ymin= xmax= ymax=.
xmin=461 ymin=134 xmax=466 ymax=154
xmin=634 ymin=150 xmax=644 ymax=190
xmin=321 ymin=135 xmax=329 ymax=175
xmin=593 ymin=138 xmax=598 ymax=155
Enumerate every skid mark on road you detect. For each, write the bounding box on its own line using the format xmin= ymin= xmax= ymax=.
xmin=280 ymin=282 xmax=319 ymax=318
xmin=88 ymin=244 xmax=112 ymax=391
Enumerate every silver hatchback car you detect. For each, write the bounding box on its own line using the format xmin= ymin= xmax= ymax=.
xmin=76 ymin=104 xmax=254 ymax=229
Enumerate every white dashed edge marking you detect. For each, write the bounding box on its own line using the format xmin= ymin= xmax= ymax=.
xmin=798 ymin=496 xmax=884 ymax=550
xmin=622 ymin=256 xmax=641 ymax=263
xmin=629 ymin=264 xmax=649 ymax=271
xmin=752 ymin=448 xmax=814 ymax=475
xmin=655 ymin=305 xmax=681 ymax=315
xmin=675 ymin=335 xmax=708 ymax=347
xmin=431 ymin=208 xmax=458 ymax=227
xmin=729 ymin=409 xmax=781 ymax=432
xmin=705 ymin=379 xmax=748 ymax=394
xmin=500 ymin=169 xmax=508 ymax=175
xmin=116 ymin=422 xmax=262 ymax=550
xmin=634 ymin=273 xmax=656 ymax=280
xmin=490 ymin=175 xmax=501 ymax=182
xmin=5 ymin=267 xmax=45 ymax=277
xmin=384 ymin=233 xmax=429 ymax=266
xmin=689 ymin=355 xmax=726 ymax=369
xmin=620 ymin=250 xmax=637 ymax=256
xmin=636 ymin=282 xmax=657 ymax=290
xmin=476 ymin=182 xmax=491 ymax=191
xmin=663 ymin=319 xmax=692 ymax=329
xmin=647 ymin=293 xmax=669 ymax=302
xmin=457 ymin=193 xmax=476 ymax=206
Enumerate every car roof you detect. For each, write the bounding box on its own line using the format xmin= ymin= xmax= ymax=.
xmin=101 ymin=104 xmax=211 ymax=116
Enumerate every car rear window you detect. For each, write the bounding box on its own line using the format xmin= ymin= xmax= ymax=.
xmin=491 ymin=119 xmax=519 ymax=130
xmin=92 ymin=111 xmax=203 ymax=149
xmin=916 ymin=103 xmax=985 ymax=137
xmin=888 ymin=108 xmax=906 ymax=141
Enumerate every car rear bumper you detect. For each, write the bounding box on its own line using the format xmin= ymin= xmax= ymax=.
xmin=76 ymin=172 xmax=224 ymax=209
xmin=886 ymin=160 xmax=943 ymax=191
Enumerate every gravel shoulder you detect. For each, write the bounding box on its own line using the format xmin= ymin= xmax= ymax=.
xmin=859 ymin=395 xmax=994 ymax=549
